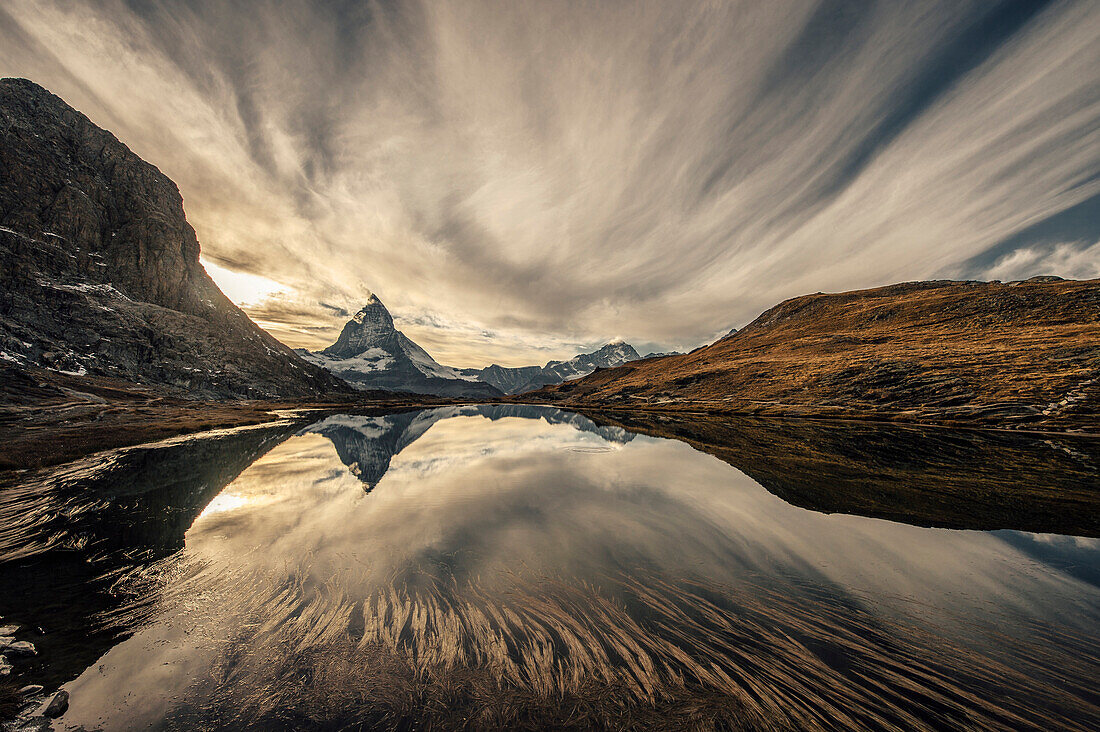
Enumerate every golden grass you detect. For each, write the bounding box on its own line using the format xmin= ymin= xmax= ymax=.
xmin=524 ymin=280 xmax=1100 ymax=430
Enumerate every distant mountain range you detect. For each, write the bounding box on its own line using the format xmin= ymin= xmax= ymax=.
xmin=303 ymin=298 xmax=655 ymax=397
xmin=459 ymin=341 xmax=646 ymax=394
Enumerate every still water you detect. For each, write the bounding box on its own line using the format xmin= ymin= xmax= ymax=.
xmin=1 ymin=406 xmax=1098 ymax=730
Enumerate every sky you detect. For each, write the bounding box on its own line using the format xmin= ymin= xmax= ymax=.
xmin=1 ymin=0 xmax=1098 ymax=368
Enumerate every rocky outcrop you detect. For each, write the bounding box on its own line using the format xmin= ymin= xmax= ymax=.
xmin=522 ymin=279 xmax=1100 ymax=430
xmin=0 ymin=78 xmax=350 ymax=399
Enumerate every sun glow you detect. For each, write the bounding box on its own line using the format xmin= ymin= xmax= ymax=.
xmin=201 ymin=257 xmax=292 ymax=305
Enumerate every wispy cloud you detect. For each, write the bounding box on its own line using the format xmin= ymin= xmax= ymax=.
xmin=2 ymin=0 xmax=1097 ymax=366
xmin=980 ymin=240 xmax=1100 ymax=282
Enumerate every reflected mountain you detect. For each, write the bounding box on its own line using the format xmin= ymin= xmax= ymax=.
xmin=583 ymin=411 xmax=1100 ymax=537
xmin=301 ymin=404 xmax=635 ymax=489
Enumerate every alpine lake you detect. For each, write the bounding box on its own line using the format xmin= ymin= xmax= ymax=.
xmin=1 ymin=405 xmax=1097 ymax=730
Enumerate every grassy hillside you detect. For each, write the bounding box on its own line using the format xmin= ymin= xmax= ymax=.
xmin=522 ymin=278 xmax=1100 ymax=431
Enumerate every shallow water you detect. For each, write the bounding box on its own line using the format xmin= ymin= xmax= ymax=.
xmin=1 ymin=406 xmax=1098 ymax=730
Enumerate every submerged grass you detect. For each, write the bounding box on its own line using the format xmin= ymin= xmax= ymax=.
xmin=99 ymin=554 xmax=1100 ymax=731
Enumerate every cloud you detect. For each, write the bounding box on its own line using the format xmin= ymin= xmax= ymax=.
xmin=980 ymin=240 xmax=1100 ymax=282
xmin=1 ymin=0 xmax=1098 ymax=366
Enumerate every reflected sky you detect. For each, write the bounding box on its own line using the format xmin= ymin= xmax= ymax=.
xmin=25 ymin=409 xmax=1100 ymax=729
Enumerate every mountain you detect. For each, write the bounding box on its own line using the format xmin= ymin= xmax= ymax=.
xmin=300 ymin=297 xmax=503 ymax=398
xmin=520 ymin=279 xmax=1100 ymax=430
xmin=514 ymin=341 xmax=642 ymax=393
xmin=0 ymin=78 xmax=349 ymax=399
xmin=462 ymin=341 xmax=642 ymax=395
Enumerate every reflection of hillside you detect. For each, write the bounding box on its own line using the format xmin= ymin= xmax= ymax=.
xmin=0 ymin=422 xmax=299 ymax=690
xmin=582 ymin=411 xmax=1100 ymax=537
xmin=303 ymin=405 xmax=635 ymax=489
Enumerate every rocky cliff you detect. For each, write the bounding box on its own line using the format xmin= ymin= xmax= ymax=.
xmin=522 ymin=279 xmax=1100 ymax=430
xmin=0 ymin=78 xmax=349 ymax=398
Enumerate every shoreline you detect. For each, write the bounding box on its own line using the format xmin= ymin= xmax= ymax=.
xmin=2 ymin=393 xmax=1097 ymax=479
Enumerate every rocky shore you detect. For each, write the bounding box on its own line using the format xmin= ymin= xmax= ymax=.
xmin=0 ymin=618 xmax=68 ymax=725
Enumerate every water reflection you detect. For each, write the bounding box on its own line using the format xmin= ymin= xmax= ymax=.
xmin=1 ymin=407 xmax=1097 ymax=730
xmin=300 ymin=405 xmax=634 ymax=489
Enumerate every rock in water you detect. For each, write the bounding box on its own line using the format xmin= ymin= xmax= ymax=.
xmin=0 ymin=78 xmax=351 ymax=399
xmin=3 ymin=640 xmax=36 ymax=657
xmin=43 ymin=690 xmax=69 ymax=718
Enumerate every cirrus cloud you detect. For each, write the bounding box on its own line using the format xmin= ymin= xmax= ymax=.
xmin=1 ymin=0 xmax=1097 ymax=366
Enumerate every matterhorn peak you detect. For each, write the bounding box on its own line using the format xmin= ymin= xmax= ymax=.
xmin=353 ymin=294 xmax=388 ymax=320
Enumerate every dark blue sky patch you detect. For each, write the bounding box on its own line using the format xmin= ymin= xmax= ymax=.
xmin=955 ymin=190 xmax=1100 ymax=279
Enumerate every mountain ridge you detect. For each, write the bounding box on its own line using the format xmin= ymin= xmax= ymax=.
xmin=307 ymin=296 xmax=647 ymax=396
xmin=460 ymin=341 xmax=643 ymax=394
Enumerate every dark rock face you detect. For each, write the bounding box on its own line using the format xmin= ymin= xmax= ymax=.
xmin=0 ymin=78 xmax=350 ymax=398
xmin=322 ymin=295 xmax=397 ymax=359
xmin=460 ymin=364 xmax=544 ymax=394
xmin=43 ymin=690 xmax=68 ymax=718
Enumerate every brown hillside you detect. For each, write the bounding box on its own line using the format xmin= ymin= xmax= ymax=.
xmin=521 ymin=278 xmax=1100 ymax=430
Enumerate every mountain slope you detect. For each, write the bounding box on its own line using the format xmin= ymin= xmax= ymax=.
xmin=301 ymin=297 xmax=502 ymax=398
xmin=521 ymin=279 xmax=1100 ymax=430
xmin=0 ymin=78 xmax=349 ymax=399
xmin=515 ymin=341 xmax=642 ymax=393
